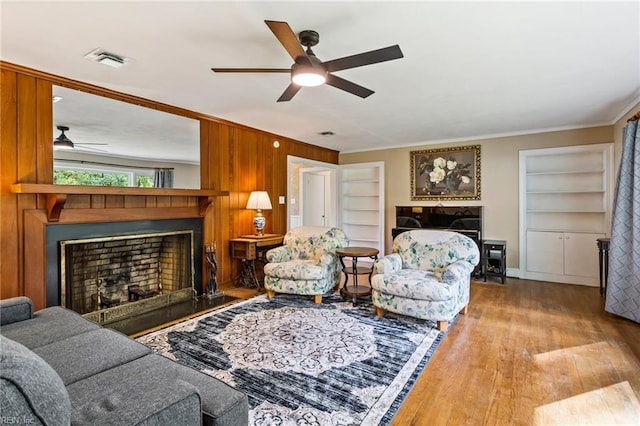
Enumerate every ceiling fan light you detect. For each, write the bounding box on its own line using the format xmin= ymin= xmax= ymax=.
xmin=54 ymin=140 xmax=74 ymax=150
xmin=292 ymin=71 xmax=326 ymax=87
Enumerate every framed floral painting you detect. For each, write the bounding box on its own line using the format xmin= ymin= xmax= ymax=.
xmin=410 ymin=145 xmax=481 ymax=200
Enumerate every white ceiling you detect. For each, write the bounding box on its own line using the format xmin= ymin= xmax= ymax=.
xmin=1 ymin=1 xmax=639 ymax=163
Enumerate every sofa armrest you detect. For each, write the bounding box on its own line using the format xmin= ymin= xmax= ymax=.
xmin=441 ymin=260 xmax=474 ymax=284
xmin=0 ymin=297 xmax=34 ymax=326
xmin=374 ymin=253 xmax=402 ymax=274
xmin=265 ymin=246 xmax=292 ymax=263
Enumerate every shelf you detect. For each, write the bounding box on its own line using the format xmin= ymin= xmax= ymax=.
xmin=347 ymin=238 xmax=380 ymax=243
xmin=11 ymin=183 xmax=229 ymax=222
xmin=527 ymin=210 xmax=605 ymax=213
xmin=342 ymin=178 xmax=380 ymax=183
xmin=527 ymin=228 xmax=606 ymax=234
xmin=526 ymin=169 xmax=604 ymax=176
xmin=526 ymin=190 xmax=604 ymax=194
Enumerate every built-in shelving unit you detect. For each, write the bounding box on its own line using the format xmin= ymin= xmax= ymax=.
xmin=518 ymin=143 xmax=613 ymax=286
xmin=11 ymin=183 xmax=229 ymax=222
xmin=339 ymin=162 xmax=385 ymax=254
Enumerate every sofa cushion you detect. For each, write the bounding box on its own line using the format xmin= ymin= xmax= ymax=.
xmin=0 ymin=335 xmax=71 ymax=426
xmin=67 ymin=354 xmax=201 ymax=425
xmin=72 ymin=354 xmax=248 ymax=426
xmin=371 ymin=269 xmax=455 ymax=302
xmin=34 ymin=328 xmax=151 ymax=385
xmin=0 ymin=306 xmax=101 ymax=349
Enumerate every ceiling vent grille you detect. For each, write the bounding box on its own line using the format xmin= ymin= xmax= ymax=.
xmin=84 ymin=48 xmax=131 ymax=68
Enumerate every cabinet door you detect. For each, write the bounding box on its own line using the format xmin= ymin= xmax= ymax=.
xmin=564 ymin=232 xmax=604 ymax=278
xmin=526 ymin=231 xmax=564 ymax=274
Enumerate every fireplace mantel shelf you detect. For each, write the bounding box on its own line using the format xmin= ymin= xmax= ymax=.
xmin=11 ymin=183 xmax=229 ymax=222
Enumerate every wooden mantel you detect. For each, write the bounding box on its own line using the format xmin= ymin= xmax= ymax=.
xmin=11 ymin=183 xmax=229 ymax=222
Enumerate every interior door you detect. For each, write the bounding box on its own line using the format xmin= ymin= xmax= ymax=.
xmin=302 ymin=172 xmax=327 ymax=226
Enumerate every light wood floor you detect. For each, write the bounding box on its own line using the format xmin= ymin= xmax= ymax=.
xmin=392 ymin=278 xmax=640 ymax=425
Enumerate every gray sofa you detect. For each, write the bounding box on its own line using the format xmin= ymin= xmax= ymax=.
xmin=0 ymin=297 xmax=248 ymax=426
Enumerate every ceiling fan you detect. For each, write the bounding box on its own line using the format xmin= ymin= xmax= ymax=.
xmin=53 ymin=126 xmax=108 ymax=152
xmin=211 ymin=20 xmax=404 ymax=102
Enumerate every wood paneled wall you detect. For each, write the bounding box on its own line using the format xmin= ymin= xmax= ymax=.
xmin=0 ymin=63 xmax=338 ymax=309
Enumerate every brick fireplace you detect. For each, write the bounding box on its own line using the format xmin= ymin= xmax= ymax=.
xmin=45 ymin=218 xmax=203 ymax=324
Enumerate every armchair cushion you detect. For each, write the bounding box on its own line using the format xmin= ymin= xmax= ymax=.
xmin=394 ymin=230 xmax=479 ymax=271
xmin=372 ymin=269 xmax=455 ymax=301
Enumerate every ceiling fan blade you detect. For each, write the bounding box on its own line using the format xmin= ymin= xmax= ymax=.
xmin=77 ymin=143 xmax=108 ymax=146
xmin=325 ymin=74 xmax=374 ymax=98
xmin=264 ymin=20 xmax=310 ymax=65
xmin=75 ymin=145 xmax=109 ymax=153
xmin=277 ymin=83 xmax=301 ymax=102
xmin=323 ymin=45 xmax=404 ymax=72
xmin=211 ymin=68 xmax=290 ymax=73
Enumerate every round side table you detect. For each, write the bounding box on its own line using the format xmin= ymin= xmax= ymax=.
xmin=335 ymin=247 xmax=379 ymax=306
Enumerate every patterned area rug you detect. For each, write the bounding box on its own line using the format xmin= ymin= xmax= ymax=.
xmin=137 ymin=294 xmax=447 ymax=425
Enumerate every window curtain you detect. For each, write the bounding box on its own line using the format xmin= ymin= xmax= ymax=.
xmin=605 ymin=114 xmax=640 ymax=322
xmin=153 ymin=168 xmax=173 ymax=188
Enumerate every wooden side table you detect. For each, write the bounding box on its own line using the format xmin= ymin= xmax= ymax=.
xmin=230 ymin=234 xmax=284 ymax=288
xmin=335 ymin=247 xmax=379 ymax=306
xmin=482 ymin=240 xmax=506 ymax=284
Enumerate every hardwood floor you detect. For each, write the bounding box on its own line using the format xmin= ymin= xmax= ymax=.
xmin=392 ymin=278 xmax=640 ymax=425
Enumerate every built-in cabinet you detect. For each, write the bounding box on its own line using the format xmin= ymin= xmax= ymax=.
xmin=339 ymin=162 xmax=385 ymax=255
xmin=519 ymin=143 xmax=613 ymax=286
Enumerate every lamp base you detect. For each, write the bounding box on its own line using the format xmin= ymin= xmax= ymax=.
xmin=253 ymin=210 xmax=266 ymax=237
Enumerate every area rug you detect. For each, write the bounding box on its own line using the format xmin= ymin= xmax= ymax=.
xmin=137 ymin=294 xmax=447 ymax=425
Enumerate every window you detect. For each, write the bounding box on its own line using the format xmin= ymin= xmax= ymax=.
xmin=54 ymin=162 xmax=154 ymax=187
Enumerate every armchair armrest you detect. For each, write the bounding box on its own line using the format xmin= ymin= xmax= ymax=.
xmin=318 ymin=252 xmax=339 ymax=266
xmin=0 ymin=297 xmax=34 ymax=326
xmin=374 ymin=253 xmax=402 ymax=274
xmin=441 ymin=260 xmax=475 ymax=284
xmin=266 ymin=246 xmax=292 ymax=263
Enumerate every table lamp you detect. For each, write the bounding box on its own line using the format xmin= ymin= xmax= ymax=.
xmin=246 ymin=191 xmax=272 ymax=236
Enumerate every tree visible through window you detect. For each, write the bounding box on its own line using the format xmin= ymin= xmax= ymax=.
xmin=136 ymin=175 xmax=153 ymax=187
xmin=54 ymin=169 xmax=130 ymax=186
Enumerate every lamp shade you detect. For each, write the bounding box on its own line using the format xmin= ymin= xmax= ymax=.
xmin=246 ymin=191 xmax=272 ymax=210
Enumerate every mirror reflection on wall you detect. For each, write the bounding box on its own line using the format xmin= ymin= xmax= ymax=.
xmin=52 ymin=86 xmax=200 ymax=189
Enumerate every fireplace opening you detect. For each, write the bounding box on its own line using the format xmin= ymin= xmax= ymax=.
xmin=60 ymin=231 xmax=195 ymax=323
xmin=46 ymin=218 xmax=203 ymax=326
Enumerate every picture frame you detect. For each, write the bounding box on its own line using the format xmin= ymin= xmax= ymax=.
xmin=410 ymin=144 xmax=481 ymax=201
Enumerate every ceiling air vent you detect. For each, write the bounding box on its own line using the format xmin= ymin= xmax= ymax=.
xmin=84 ymin=48 xmax=131 ymax=68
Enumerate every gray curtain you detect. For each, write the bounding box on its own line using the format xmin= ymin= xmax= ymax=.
xmin=153 ymin=168 xmax=173 ymax=188
xmin=605 ymin=118 xmax=640 ymax=322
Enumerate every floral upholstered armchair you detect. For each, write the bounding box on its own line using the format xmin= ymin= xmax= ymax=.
xmin=263 ymin=226 xmax=349 ymax=303
xmin=371 ymin=230 xmax=479 ymax=331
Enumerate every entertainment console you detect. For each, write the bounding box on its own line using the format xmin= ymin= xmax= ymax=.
xmin=392 ymin=206 xmax=483 ymax=276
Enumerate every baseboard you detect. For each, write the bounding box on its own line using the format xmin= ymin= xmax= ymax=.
xmin=506 ymin=268 xmax=520 ymax=278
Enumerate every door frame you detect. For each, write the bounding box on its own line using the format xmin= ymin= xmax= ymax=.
xmin=299 ymin=167 xmax=332 ymax=227
xmin=286 ymin=156 xmax=338 ymax=231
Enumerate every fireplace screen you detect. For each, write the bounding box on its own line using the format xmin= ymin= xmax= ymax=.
xmin=60 ymin=230 xmax=195 ymax=323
